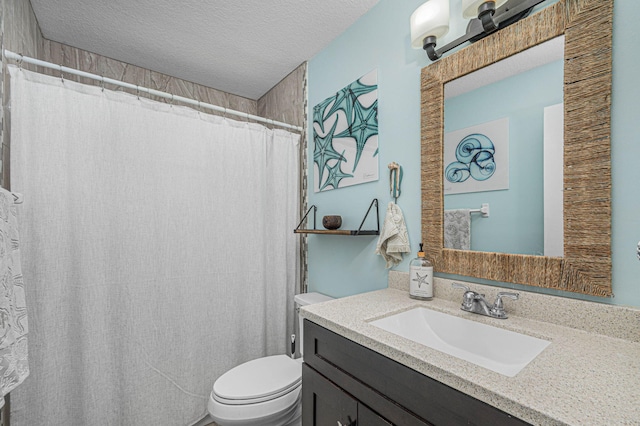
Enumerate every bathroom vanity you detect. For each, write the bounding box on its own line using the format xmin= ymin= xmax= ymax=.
xmin=302 ymin=320 xmax=527 ymax=425
xmin=299 ymin=280 xmax=640 ymax=425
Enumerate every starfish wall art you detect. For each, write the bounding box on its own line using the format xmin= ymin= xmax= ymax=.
xmin=312 ymin=70 xmax=378 ymax=192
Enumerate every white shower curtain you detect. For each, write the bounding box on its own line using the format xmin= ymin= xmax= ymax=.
xmin=8 ymin=66 xmax=300 ymax=426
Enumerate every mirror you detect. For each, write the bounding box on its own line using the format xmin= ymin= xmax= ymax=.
xmin=443 ymin=36 xmax=564 ymax=256
xmin=421 ymin=0 xmax=613 ymax=297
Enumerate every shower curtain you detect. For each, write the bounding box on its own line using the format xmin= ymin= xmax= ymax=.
xmin=7 ymin=66 xmax=300 ymax=426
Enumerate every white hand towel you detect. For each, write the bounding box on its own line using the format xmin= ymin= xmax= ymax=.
xmin=0 ymin=188 xmax=29 ymax=408
xmin=444 ymin=209 xmax=471 ymax=250
xmin=376 ymin=202 xmax=410 ymax=268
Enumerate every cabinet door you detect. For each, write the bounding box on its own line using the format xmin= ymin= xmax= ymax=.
xmin=303 ymin=363 xmax=357 ymax=426
xmin=358 ymin=404 xmax=392 ymax=426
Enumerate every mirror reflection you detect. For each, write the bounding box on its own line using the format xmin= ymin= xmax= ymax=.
xmin=443 ymin=36 xmax=564 ymax=256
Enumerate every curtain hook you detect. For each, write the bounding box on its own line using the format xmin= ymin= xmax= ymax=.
xmin=17 ymin=53 xmax=24 ymax=70
xmin=170 ymin=94 xmax=174 ymax=107
xmin=101 ymin=75 xmax=105 ymax=92
xmin=59 ymin=64 xmax=64 ymax=83
xmin=136 ymin=85 xmax=140 ymax=100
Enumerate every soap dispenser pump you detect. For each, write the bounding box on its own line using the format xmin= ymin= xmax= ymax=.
xmin=409 ymin=243 xmax=433 ymax=300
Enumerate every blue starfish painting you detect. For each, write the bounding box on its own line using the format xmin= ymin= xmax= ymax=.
xmin=319 ymin=152 xmax=353 ymax=191
xmin=312 ymin=70 xmax=379 ymax=192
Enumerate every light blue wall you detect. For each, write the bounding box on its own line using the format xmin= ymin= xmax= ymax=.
xmin=444 ymin=60 xmax=563 ymax=255
xmin=307 ymin=0 xmax=640 ymax=307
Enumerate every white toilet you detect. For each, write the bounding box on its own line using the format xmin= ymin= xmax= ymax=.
xmin=207 ymin=292 xmax=334 ymax=426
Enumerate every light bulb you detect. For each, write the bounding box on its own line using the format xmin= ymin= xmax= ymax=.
xmin=410 ymin=0 xmax=450 ymax=49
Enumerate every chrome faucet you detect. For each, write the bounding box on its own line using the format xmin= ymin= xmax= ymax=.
xmin=451 ymin=283 xmax=519 ymax=319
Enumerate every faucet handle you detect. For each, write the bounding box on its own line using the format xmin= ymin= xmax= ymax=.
xmin=451 ymin=282 xmax=470 ymax=292
xmin=496 ymin=291 xmax=519 ymax=301
xmin=491 ymin=292 xmax=519 ymax=319
xmin=452 ymin=283 xmax=475 ymax=310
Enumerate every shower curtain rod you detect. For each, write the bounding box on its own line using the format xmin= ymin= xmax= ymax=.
xmin=3 ymin=50 xmax=303 ymax=132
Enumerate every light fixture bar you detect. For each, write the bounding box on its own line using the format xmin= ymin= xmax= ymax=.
xmin=423 ymin=0 xmax=547 ymax=61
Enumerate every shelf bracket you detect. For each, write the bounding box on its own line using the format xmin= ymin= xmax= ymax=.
xmin=355 ymin=199 xmax=379 ymax=236
xmin=295 ymin=205 xmax=317 ymax=231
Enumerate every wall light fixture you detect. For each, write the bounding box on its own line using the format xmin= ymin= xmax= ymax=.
xmin=411 ymin=0 xmax=547 ymax=61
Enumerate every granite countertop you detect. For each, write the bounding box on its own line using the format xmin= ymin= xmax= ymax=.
xmin=300 ymin=286 xmax=640 ymax=425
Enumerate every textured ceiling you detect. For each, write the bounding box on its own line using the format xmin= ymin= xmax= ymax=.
xmin=30 ymin=0 xmax=380 ymax=100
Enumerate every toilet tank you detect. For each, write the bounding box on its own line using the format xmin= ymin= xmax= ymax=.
xmin=294 ymin=292 xmax=334 ymax=356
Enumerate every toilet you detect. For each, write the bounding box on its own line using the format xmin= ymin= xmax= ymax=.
xmin=207 ymin=292 xmax=334 ymax=426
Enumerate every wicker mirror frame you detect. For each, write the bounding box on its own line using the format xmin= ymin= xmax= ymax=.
xmin=421 ymin=0 xmax=613 ymax=297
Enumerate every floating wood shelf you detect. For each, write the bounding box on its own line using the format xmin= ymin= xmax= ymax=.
xmin=294 ymin=229 xmax=379 ymax=236
xmin=294 ymin=199 xmax=379 ymax=236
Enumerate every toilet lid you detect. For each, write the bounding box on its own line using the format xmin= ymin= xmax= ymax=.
xmin=213 ymin=355 xmax=302 ymax=404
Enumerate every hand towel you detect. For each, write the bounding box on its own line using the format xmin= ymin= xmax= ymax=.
xmin=0 ymin=188 xmax=28 ymax=408
xmin=444 ymin=209 xmax=471 ymax=250
xmin=376 ymin=202 xmax=410 ymax=268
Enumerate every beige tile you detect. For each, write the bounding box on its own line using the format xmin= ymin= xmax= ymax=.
xmin=41 ymin=43 xmax=260 ymax=116
xmin=258 ymin=62 xmax=306 ymax=128
xmin=3 ymin=0 xmax=43 ymax=59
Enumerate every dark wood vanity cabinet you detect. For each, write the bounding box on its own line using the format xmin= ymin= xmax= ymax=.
xmin=303 ymin=364 xmax=391 ymax=426
xmin=302 ymin=320 xmax=530 ymax=426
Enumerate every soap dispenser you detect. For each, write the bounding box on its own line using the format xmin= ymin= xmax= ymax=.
xmin=409 ymin=243 xmax=433 ymax=300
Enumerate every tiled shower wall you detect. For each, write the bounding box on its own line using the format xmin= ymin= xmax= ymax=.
xmin=258 ymin=63 xmax=308 ymax=293
xmin=40 ymin=40 xmax=258 ymax=116
xmin=0 ymin=0 xmax=307 ymax=422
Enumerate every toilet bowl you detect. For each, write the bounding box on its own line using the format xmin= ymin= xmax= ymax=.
xmin=207 ymin=355 xmax=303 ymax=426
xmin=207 ymin=292 xmax=334 ymax=426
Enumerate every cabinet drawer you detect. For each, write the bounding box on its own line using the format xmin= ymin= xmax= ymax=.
xmin=303 ymin=320 xmax=529 ymax=426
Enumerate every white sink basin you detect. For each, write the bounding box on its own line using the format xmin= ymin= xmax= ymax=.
xmin=369 ymin=307 xmax=550 ymax=377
